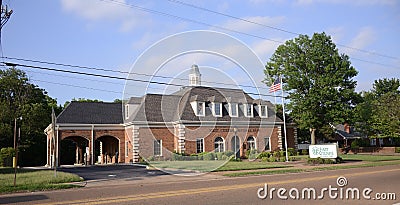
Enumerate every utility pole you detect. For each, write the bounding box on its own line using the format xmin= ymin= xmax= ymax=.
xmin=0 ymin=0 xmax=13 ymax=31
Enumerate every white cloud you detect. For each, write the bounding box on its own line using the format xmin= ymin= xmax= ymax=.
xmin=61 ymin=0 xmax=147 ymax=32
xmin=251 ymin=39 xmax=283 ymax=61
xmin=326 ymin=27 xmax=345 ymax=43
xmin=348 ymin=27 xmax=376 ymax=52
xmin=222 ymin=16 xmax=286 ymax=33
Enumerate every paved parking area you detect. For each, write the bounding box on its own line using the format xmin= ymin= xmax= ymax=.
xmin=58 ymin=164 xmax=167 ymax=182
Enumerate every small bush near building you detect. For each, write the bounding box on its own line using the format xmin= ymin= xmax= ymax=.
xmin=301 ymin=149 xmax=308 ymax=155
xmin=395 ymin=147 xmax=400 ymax=153
xmin=307 ymin=157 xmax=337 ymax=165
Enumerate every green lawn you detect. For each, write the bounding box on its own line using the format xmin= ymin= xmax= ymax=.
xmin=148 ymin=160 xmax=292 ymax=172
xmin=215 ymin=161 xmax=292 ymax=171
xmin=340 ymin=154 xmax=400 ymax=162
xmin=0 ymin=168 xmax=83 ymax=193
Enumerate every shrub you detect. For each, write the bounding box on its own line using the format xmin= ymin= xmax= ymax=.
xmin=301 ymin=149 xmax=308 ymax=155
xmin=287 ymin=148 xmax=297 ymax=156
xmin=0 ymin=147 xmax=15 ymax=167
xmin=307 ymin=157 xmax=335 ymax=165
xmin=257 ymin=151 xmax=271 ymax=159
xmin=224 ymin=151 xmax=234 ymax=157
xmin=203 ymin=152 xmax=215 ymax=161
xmin=216 ymin=152 xmax=224 ymax=160
xmin=268 ymin=156 xmax=276 ymax=162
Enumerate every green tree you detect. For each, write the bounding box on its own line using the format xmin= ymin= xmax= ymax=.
xmin=372 ymin=78 xmax=400 ymax=97
xmin=264 ymin=32 xmax=360 ymax=144
xmin=369 ymin=78 xmax=400 ymax=138
xmin=0 ymin=67 xmax=57 ymax=166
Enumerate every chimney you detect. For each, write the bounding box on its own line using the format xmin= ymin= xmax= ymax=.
xmin=344 ymin=123 xmax=350 ymax=134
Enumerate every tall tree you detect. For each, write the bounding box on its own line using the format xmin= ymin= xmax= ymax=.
xmin=371 ymin=78 xmax=400 ymax=97
xmin=0 ymin=67 xmax=57 ymax=166
xmin=370 ymin=78 xmax=400 ymax=138
xmin=264 ymin=32 xmax=360 ymax=144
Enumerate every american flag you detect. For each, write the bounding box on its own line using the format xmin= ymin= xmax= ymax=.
xmin=269 ymin=78 xmax=281 ymax=93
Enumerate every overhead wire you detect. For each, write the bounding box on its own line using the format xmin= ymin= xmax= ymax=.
xmin=1 ymin=56 xmax=273 ymax=90
xmin=166 ymin=0 xmax=398 ymax=60
xmin=2 ymin=61 xmax=282 ymax=98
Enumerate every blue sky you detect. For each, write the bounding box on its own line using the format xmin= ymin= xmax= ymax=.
xmin=2 ymin=0 xmax=399 ymax=105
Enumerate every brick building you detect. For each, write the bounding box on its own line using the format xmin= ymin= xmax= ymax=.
xmin=45 ymin=65 xmax=297 ymax=166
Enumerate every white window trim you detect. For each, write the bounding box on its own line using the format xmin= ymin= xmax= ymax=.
xmin=229 ymin=103 xmax=238 ymax=117
xmin=214 ymin=137 xmax=225 ymax=152
xmin=154 ymin=139 xmax=162 ymax=156
xmin=191 ymin=101 xmax=206 ymax=116
xmin=197 ymin=102 xmax=205 ymax=116
xmin=370 ymin=138 xmax=376 ymax=146
xmin=212 ymin=102 xmax=223 ymax=117
xmin=196 ymin=138 xmax=205 ymax=153
xmin=247 ymin=136 xmax=256 ymax=150
xmin=264 ymin=137 xmax=271 ymax=151
xmin=244 ymin=104 xmax=254 ymax=117
xmin=259 ymin=105 xmax=268 ymax=118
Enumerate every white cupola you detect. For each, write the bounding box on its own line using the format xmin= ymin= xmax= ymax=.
xmin=189 ymin=64 xmax=201 ymax=86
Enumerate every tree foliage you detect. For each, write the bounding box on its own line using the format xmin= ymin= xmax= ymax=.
xmin=0 ymin=67 xmax=59 ymax=166
xmin=264 ymin=32 xmax=360 ymax=143
xmin=356 ymin=78 xmax=400 ymax=138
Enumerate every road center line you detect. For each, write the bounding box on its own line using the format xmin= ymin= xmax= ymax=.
xmin=38 ymin=167 xmax=400 ymax=205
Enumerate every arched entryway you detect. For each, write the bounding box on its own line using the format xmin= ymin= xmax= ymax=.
xmin=60 ymin=136 xmax=89 ymax=165
xmin=231 ymin=135 xmax=240 ymax=159
xmin=96 ymin=135 xmax=120 ymax=164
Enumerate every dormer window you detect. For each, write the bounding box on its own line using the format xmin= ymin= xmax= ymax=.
xmin=212 ymin=102 xmax=222 ymax=117
xmin=197 ymin=102 xmax=205 ymax=116
xmin=229 ymin=103 xmax=238 ymax=117
xmin=191 ymin=101 xmax=206 ymax=116
xmin=259 ymin=105 xmax=268 ymax=118
xmin=244 ymin=104 xmax=253 ymax=117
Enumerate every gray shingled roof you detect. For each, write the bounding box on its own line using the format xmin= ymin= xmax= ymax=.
xmin=57 ymin=102 xmax=123 ymax=124
xmin=128 ymin=86 xmax=280 ymax=123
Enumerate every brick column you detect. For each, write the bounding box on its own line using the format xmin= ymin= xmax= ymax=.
xmin=132 ymin=126 xmax=140 ymax=163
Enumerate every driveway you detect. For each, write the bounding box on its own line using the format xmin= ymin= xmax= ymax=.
xmin=58 ymin=164 xmax=167 ymax=182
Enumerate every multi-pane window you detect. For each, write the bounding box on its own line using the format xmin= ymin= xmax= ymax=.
xmin=245 ymin=104 xmax=253 ymax=117
xmin=197 ymin=102 xmax=205 ymax=116
xmin=247 ymin=136 xmax=256 ymax=150
xmin=153 ymin=139 xmax=162 ymax=156
xmin=264 ymin=137 xmax=270 ymax=151
xmin=196 ymin=138 xmax=204 ymax=153
xmin=214 ymin=137 xmax=224 ymax=152
xmin=259 ymin=105 xmax=267 ymax=117
xmin=230 ymin=103 xmax=238 ymax=117
xmin=213 ymin=102 xmax=222 ymax=117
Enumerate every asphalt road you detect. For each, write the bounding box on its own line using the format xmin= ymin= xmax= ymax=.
xmin=1 ymin=164 xmax=400 ymax=205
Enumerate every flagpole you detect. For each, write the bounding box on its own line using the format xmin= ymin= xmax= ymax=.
xmin=52 ymin=108 xmax=57 ymax=177
xmin=280 ymin=76 xmax=289 ymax=162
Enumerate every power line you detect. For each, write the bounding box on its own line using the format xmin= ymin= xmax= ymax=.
xmin=102 ymin=0 xmax=398 ymax=60
xmin=165 ymin=0 xmax=398 ymax=60
xmin=3 ymin=61 xmax=281 ymax=98
xmin=1 ymin=56 xmax=272 ymax=90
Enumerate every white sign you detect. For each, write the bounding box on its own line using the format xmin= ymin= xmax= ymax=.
xmin=309 ymin=144 xmax=338 ymax=158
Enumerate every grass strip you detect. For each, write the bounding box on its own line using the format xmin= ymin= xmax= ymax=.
xmin=0 ymin=168 xmax=83 ymax=194
xmin=215 ymin=161 xmax=292 ymax=172
xmin=223 ymin=161 xmax=400 ymax=177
